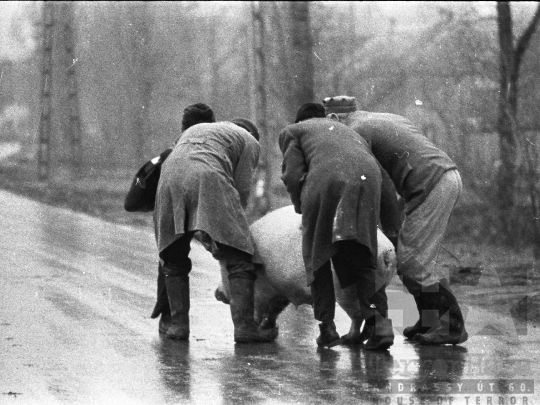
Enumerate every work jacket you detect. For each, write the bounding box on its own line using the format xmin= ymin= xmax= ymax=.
xmin=279 ymin=118 xmax=381 ymax=285
xmin=345 ymin=111 xmax=457 ymax=214
xmin=154 ymin=122 xmax=260 ymax=255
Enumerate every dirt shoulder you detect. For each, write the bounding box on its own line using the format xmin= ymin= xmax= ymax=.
xmin=0 ymin=163 xmax=153 ymax=229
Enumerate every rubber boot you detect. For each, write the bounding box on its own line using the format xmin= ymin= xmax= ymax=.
xmin=364 ymin=313 xmax=394 ymax=351
xmin=164 ymin=275 xmax=190 ymax=340
xmin=151 ymin=262 xmax=170 ymax=320
xmin=229 ymin=277 xmax=278 ymax=343
xmin=358 ymin=322 xmax=374 ymax=343
xmin=316 ymin=320 xmax=341 ymax=348
xmin=158 ymin=312 xmax=172 ymax=334
xmin=403 ymin=294 xmax=432 ymax=340
xmin=414 ymin=281 xmax=468 ymax=345
xmin=356 ymin=280 xmax=393 ymax=350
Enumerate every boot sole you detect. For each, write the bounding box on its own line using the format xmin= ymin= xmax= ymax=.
xmin=403 ymin=327 xmax=431 ymax=340
xmin=167 ymin=335 xmax=189 ymax=340
xmin=340 ymin=334 xmax=363 ymax=345
xmin=166 ymin=328 xmax=190 ymax=340
xmin=234 ymin=338 xmax=275 ymax=343
xmin=415 ymin=331 xmax=468 ymax=345
xmin=235 ymin=331 xmax=278 ymax=343
xmin=364 ymin=337 xmax=394 ymax=351
xmin=316 ymin=337 xmax=342 ymax=348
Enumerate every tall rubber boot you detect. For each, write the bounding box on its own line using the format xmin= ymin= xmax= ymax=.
xmin=158 ymin=312 xmax=172 ymax=334
xmin=228 ymin=277 xmax=278 ymax=343
xmin=164 ymin=275 xmax=190 ymax=340
xmin=316 ymin=320 xmax=341 ymax=348
xmin=151 ymin=262 xmax=169 ymax=318
xmin=363 ymin=312 xmax=394 ymax=351
xmin=414 ymin=281 xmax=468 ymax=345
xmin=357 ymin=283 xmax=394 ymax=350
xmin=403 ymin=294 xmax=432 ymax=340
xmin=151 ymin=262 xmax=172 ymax=334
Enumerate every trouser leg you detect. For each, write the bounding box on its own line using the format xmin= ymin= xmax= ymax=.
xmin=311 ymin=261 xmax=336 ymax=323
xmin=310 ymin=261 xmax=340 ymax=347
xmin=398 ymin=169 xmax=465 ymax=341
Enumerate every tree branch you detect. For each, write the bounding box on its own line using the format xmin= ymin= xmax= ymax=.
xmin=514 ymin=3 xmax=540 ymax=72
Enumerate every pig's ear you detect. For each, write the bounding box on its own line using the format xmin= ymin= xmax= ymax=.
xmin=328 ymin=113 xmax=339 ymax=121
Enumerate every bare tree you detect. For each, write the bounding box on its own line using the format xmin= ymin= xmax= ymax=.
xmin=124 ymin=2 xmax=153 ymax=163
xmin=290 ymin=1 xmax=314 ymax=111
xmin=496 ymin=2 xmax=540 ymax=252
xmin=250 ymin=1 xmax=271 ymax=218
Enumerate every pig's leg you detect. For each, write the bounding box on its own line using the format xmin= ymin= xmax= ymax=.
xmin=258 ymin=295 xmax=290 ymax=330
xmin=343 ymin=310 xmax=378 ymax=344
xmin=343 ymin=318 xmax=364 ymax=343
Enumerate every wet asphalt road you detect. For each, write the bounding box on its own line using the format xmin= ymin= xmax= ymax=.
xmin=1 ymin=190 xmax=539 ymax=405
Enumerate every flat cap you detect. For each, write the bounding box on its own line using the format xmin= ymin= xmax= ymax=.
xmin=231 ymin=118 xmax=260 ymax=141
xmin=323 ymin=96 xmax=358 ymax=114
xmin=294 ymin=103 xmax=326 ymax=123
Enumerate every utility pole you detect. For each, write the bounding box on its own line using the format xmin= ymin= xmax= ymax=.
xmin=37 ymin=2 xmax=83 ymax=181
xmin=37 ymin=2 xmax=54 ymax=181
xmin=290 ymin=2 xmax=314 ymax=105
xmin=61 ymin=2 xmax=83 ymax=177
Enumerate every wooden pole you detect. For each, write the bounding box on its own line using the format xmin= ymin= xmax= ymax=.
xmin=37 ymin=2 xmax=55 ymax=181
xmin=61 ymin=2 xmax=83 ymax=177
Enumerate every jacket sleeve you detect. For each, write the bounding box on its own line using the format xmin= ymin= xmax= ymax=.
xmin=278 ymin=128 xmax=307 ymax=214
xmin=234 ymin=134 xmax=260 ymax=209
xmin=378 ymin=163 xmax=401 ymax=246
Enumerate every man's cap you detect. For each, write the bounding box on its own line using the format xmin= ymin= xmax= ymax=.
xmin=323 ymin=96 xmax=358 ymax=114
xmin=294 ymin=103 xmax=326 ymax=123
xmin=231 ymin=118 xmax=260 ymax=141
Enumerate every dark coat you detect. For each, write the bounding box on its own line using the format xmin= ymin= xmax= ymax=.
xmin=154 ymin=122 xmax=260 ymax=255
xmin=344 ymin=111 xmax=457 ymax=214
xmin=279 ymin=118 xmax=381 ymax=286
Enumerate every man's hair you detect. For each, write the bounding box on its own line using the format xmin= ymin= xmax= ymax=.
xmin=231 ymin=118 xmax=260 ymax=141
xmin=181 ymin=103 xmax=216 ymax=131
xmin=294 ymin=103 xmax=326 ymax=123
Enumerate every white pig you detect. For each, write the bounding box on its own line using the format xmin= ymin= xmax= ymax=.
xmin=214 ymin=205 xmax=396 ymax=343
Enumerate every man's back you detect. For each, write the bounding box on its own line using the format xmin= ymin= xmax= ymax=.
xmin=170 ymin=122 xmax=255 ymax=176
xmin=345 ymin=111 xmax=456 ymax=206
xmin=280 ymin=117 xmax=374 ymax=176
xmin=279 ymin=116 xmax=382 ymax=283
